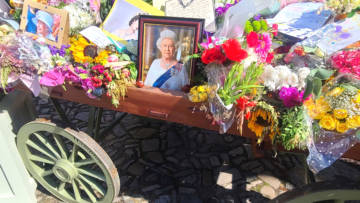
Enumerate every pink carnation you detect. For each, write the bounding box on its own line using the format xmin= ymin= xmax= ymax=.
xmin=279 ymin=87 xmax=310 ymax=108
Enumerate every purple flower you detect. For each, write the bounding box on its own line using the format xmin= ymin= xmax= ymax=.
xmin=254 ymin=14 xmax=261 ymax=21
xmin=279 ymin=87 xmax=310 ymax=108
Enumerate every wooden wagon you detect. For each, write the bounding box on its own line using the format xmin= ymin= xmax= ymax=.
xmin=6 ymin=82 xmax=360 ymax=203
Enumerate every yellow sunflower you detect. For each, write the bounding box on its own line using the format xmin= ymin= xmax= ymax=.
xmin=94 ymin=50 xmax=111 ymax=65
xmin=70 ymin=35 xmax=101 ymax=64
xmin=248 ymin=102 xmax=278 ymax=141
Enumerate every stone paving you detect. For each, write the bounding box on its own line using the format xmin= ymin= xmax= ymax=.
xmin=33 ymin=97 xmax=360 ymax=203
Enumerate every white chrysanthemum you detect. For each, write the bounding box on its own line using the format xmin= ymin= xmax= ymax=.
xmin=298 ymin=67 xmax=310 ymax=80
xmin=285 ymin=73 xmax=299 ymax=87
xmin=259 ymin=64 xmax=274 ymax=83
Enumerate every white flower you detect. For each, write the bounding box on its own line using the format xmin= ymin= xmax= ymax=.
xmin=214 ymin=2 xmax=225 ymax=8
xmin=259 ymin=64 xmax=274 ymax=83
xmin=243 ymin=48 xmax=258 ymax=70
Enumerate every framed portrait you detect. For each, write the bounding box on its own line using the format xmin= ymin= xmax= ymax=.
xmin=138 ymin=16 xmax=204 ymax=92
xmin=20 ymin=0 xmax=69 ymax=48
xmin=100 ymin=0 xmax=164 ymax=46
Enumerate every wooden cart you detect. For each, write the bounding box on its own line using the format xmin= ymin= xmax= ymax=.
xmin=12 ymin=82 xmax=360 ymax=203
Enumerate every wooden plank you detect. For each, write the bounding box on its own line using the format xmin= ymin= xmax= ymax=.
xmin=15 ymin=82 xmax=360 ymax=161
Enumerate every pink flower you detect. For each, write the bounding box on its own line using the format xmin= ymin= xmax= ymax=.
xmin=200 ymin=37 xmax=220 ymax=49
xmin=107 ymin=55 xmax=118 ymax=62
xmin=122 ymin=69 xmax=130 ymax=77
xmin=348 ymin=58 xmax=360 ymax=67
xmin=332 ymin=60 xmax=346 ymax=69
xmin=89 ymin=0 xmax=101 ymax=12
xmin=346 ymin=50 xmax=358 ymax=60
xmin=64 ymin=70 xmax=80 ymax=83
xmin=339 ymin=68 xmax=352 ymax=74
xmin=40 ymin=70 xmax=65 ymax=86
xmin=255 ymin=33 xmax=272 ymax=62
xmin=352 ymin=66 xmax=360 ymax=75
xmin=279 ymin=87 xmax=310 ymax=108
xmin=92 ymin=65 xmax=105 ymax=74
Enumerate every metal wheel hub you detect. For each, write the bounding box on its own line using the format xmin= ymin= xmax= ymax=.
xmin=53 ymin=159 xmax=78 ymax=182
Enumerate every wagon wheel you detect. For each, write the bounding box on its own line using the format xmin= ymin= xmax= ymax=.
xmin=270 ymin=180 xmax=360 ymax=203
xmin=17 ymin=119 xmax=120 ymax=203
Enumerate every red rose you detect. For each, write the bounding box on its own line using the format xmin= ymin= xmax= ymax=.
xmin=222 ymin=39 xmax=248 ymax=62
xmin=266 ymin=52 xmax=274 ymax=63
xmin=246 ymin=31 xmax=259 ymax=48
xmin=201 ymin=48 xmax=226 ymax=64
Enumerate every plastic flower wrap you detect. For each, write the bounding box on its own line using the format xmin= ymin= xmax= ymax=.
xmin=305 ymin=73 xmax=360 ymax=173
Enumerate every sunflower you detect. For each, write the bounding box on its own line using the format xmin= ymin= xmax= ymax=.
xmin=70 ymin=35 xmax=103 ymax=64
xmin=248 ymin=102 xmax=278 ymax=142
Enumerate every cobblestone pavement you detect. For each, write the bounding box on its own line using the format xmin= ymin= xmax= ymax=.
xmin=33 ymin=97 xmax=360 ymax=203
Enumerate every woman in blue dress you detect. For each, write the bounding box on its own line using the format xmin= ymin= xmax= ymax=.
xmin=144 ymin=29 xmax=189 ymax=91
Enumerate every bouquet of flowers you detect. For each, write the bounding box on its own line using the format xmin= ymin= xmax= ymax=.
xmin=329 ymin=49 xmax=360 ymax=78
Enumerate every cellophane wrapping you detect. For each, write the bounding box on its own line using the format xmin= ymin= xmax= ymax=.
xmin=305 ymin=73 xmax=360 ymax=173
xmin=204 ymin=62 xmax=236 ymax=134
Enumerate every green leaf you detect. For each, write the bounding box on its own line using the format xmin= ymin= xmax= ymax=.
xmin=314 ymin=69 xmax=333 ymax=80
xmin=308 ymin=69 xmax=318 ymax=77
xmin=348 ymin=10 xmax=356 ymax=18
xmin=79 ymin=74 xmax=88 ymax=79
xmin=342 ymin=83 xmax=358 ymax=92
xmin=303 ymin=78 xmax=313 ymax=100
xmin=313 ymin=78 xmax=322 ymax=97
xmin=191 ymin=73 xmax=206 ymax=83
xmin=122 ymin=54 xmax=131 ymax=61
xmin=128 ymin=63 xmax=137 ymax=80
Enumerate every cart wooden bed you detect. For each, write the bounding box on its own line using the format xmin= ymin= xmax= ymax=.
xmin=13 ymin=82 xmax=360 ymax=203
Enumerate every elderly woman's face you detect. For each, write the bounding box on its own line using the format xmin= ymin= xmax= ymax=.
xmin=161 ymin=38 xmax=175 ymax=60
xmin=37 ymin=20 xmax=49 ymax=37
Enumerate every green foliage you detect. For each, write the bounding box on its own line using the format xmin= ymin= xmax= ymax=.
xmin=280 ymin=106 xmax=309 ymax=150
xmin=260 ymin=19 xmax=268 ymax=30
xmin=348 ymin=6 xmax=360 ymax=18
xmin=252 ymin=21 xmax=261 ymax=31
xmin=302 ymin=69 xmax=334 ymax=99
xmin=100 ymin=0 xmax=112 ymax=22
xmin=218 ymin=62 xmax=264 ymax=106
xmin=13 ymin=9 xmax=22 ymax=22
xmin=127 ymin=63 xmax=137 ymax=80
xmin=142 ymin=0 xmax=153 ymax=5
xmin=53 ymin=2 xmax=66 ymax=9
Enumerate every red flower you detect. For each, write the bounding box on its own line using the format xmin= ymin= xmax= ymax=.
xmin=236 ymin=97 xmax=248 ymax=111
xmin=201 ymin=48 xmax=226 ymax=64
xmin=222 ymin=39 xmax=248 ymax=62
xmin=246 ymin=31 xmax=259 ymax=48
xmin=266 ymin=52 xmax=274 ymax=63
xmin=245 ymin=111 xmax=251 ymax=120
xmin=272 ymin=24 xmax=278 ymax=36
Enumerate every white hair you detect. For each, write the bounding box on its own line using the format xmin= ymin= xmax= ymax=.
xmin=156 ymin=29 xmax=180 ymax=51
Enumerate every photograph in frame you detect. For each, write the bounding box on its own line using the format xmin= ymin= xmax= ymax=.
xmin=101 ymin=0 xmax=164 ymax=45
xmin=20 ymin=0 xmax=69 ymax=48
xmin=138 ymin=16 xmax=204 ymax=92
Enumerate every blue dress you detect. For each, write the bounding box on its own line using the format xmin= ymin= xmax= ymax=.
xmin=26 ymin=7 xmax=37 ymax=34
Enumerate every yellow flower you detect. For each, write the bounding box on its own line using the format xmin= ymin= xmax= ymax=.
xmin=314 ymin=111 xmax=327 ymax=120
xmin=190 ymin=86 xmax=198 ymax=94
xmin=198 ymin=93 xmax=208 ymax=101
xmin=316 ymin=96 xmax=331 ymax=112
xmin=70 ymin=36 xmax=93 ymax=63
xmin=352 ymin=94 xmax=360 ymax=104
xmin=94 ymin=50 xmax=111 ymax=65
xmin=333 ymin=109 xmax=348 ymax=119
xmin=326 ymin=87 xmax=344 ymax=97
xmin=346 ymin=116 xmax=360 ymax=128
xmin=197 ymin=86 xmax=206 ymax=92
xmin=319 ymin=114 xmax=337 ymax=130
xmin=336 ymin=121 xmax=349 ymax=133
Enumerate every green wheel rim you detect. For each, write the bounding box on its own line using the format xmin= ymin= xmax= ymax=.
xmin=17 ymin=119 xmax=120 ymax=203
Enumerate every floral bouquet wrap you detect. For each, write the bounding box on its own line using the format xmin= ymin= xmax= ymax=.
xmin=305 ymin=73 xmax=360 ymax=173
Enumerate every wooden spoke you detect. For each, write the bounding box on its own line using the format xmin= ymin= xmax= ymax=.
xmin=41 ymin=169 xmax=54 ymax=177
xmin=26 ymin=139 xmax=57 ymax=161
xmin=68 ymin=144 xmax=79 ymax=163
xmin=58 ymin=181 xmax=66 ymax=192
xmin=29 ymin=154 xmax=56 ymax=165
xmin=74 ymin=158 xmax=96 ymax=168
xmin=78 ymin=167 xmax=106 ymax=182
xmin=78 ymin=174 xmax=106 ymax=196
xmin=33 ymin=132 xmax=61 ymax=159
xmin=76 ymin=178 xmax=97 ymax=203
xmin=72 ymin=180 xmax=82 ymax=202
xmin=52 ymin=133 xmax=70 ymax=159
